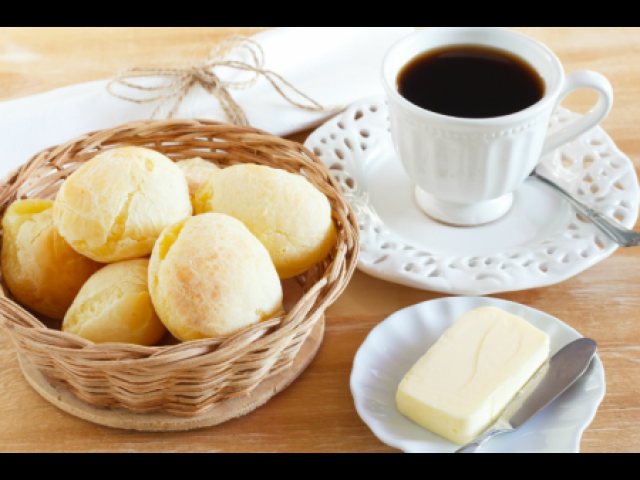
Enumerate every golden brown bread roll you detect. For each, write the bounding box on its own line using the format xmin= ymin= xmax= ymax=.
xmin=53 ymin=146 xmax=192 ymax=263
xmin=149 ymin=213 xmax=283 ymax=341
xmin=177 ymin=157 xmax=219 ymax=199
xmin=194 ymin=164 xmax=337 ymax=279
xmin=1 ymin=199 xmax=101 ymax=320
xmin=62 ymin=258 xmax=166 ymax=345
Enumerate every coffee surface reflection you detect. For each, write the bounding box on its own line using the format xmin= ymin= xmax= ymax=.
xmin=397 ymin=45 xmax=545 ymax=119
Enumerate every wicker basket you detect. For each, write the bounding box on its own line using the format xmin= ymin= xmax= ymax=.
xmin=0 ymin=119 xmax=358 ymax=417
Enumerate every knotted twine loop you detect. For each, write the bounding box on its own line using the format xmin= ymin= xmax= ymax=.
xmin=107 ymin=36 xmax=343 ymax=125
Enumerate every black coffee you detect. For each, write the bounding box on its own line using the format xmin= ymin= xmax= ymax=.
xmin=397 ymin=45 xmax=545 ymax=119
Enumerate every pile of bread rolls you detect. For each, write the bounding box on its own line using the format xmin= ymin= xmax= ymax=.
xmin=1 ymin=147 xmax=336 ymax=346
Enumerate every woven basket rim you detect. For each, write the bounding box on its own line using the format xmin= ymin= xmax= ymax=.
xmin=0 ymin=119 xmax=358 ymax=417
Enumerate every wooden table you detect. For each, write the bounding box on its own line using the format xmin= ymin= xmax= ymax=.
xmin=0 ymin=27 xmax=639 ymax=453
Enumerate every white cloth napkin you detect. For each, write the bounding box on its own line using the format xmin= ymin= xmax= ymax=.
xmin=0 ymin=27 xmax=414 ymax=176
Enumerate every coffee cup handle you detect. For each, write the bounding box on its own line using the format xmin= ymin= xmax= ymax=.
xmin=541 ymin=70 xmax=614 ymax=157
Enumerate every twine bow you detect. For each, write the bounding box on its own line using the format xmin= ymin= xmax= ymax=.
xmin=107 ymin=36 xmax=342 ymax=125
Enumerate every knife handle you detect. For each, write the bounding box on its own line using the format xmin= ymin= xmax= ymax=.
xmin=455 ymin=429 xmax=510 ymax=454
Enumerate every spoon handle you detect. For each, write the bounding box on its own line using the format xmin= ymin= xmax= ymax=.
xmin=532 ymin=172 xmax=640 ymax=247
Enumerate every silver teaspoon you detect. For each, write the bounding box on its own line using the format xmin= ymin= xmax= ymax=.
xmin=455 ymin=338 xmax=598 ymax=454
xmin=531 ymin=171 xmax=640 ymax=247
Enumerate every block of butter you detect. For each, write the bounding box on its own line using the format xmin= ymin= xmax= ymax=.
xmin=396 ymin=307 xmax=550 ymax=445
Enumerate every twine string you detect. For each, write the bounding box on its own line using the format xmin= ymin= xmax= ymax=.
xmin=107 ymin=36 xmax=341 ymax=125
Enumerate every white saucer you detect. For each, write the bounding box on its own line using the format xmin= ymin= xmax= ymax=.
xmin=350 ymin=297 xmax=606 ymax=453
xmin=305 ymin=96 xmax=640 ymax=295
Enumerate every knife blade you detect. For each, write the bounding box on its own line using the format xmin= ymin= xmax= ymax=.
xmin=456 ymin=338 xmax=598 ymax=453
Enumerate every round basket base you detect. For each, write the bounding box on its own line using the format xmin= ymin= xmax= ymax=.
xmin=17 ymin=316 xmax=324 ymax=432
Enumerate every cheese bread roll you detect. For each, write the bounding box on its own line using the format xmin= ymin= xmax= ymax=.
xmin=194 ymin=165 xmax=337 ymax=279
xmin=177 ymin=157 xmax=219 ymax=202
xmin=53 ymin=147 xmax=192 ymax=263
xmin=63 ymin=258 xmax=166 ymax=345
xmin=149 ymin=213 xmax=283 ymax=341
xmin=1 ymin=199 xmax=101 ymax=320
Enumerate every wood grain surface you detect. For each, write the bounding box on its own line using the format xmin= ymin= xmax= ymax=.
xmin=1 ymin=27 xmax=639 ymax=453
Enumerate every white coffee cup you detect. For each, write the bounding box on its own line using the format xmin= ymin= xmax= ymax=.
xmin=382 ymin=27 xmax=613 ymax=226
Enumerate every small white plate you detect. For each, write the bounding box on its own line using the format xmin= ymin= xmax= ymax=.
xmin=305 ymin=96 xmax=640 ymax=295
xmin=350 ymin=297 xmax=606 ymax=454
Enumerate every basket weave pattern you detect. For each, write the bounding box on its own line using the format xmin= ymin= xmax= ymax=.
xmin=0 ymin=119 xmax=358 ymax=417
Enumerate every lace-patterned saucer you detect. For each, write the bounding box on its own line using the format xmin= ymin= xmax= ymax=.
xmin=305 ymin=96 xmax=640 ymax=295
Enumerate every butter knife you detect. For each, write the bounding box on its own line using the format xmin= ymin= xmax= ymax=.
xmin=456 ymin=338 xmax=598 ymax=454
